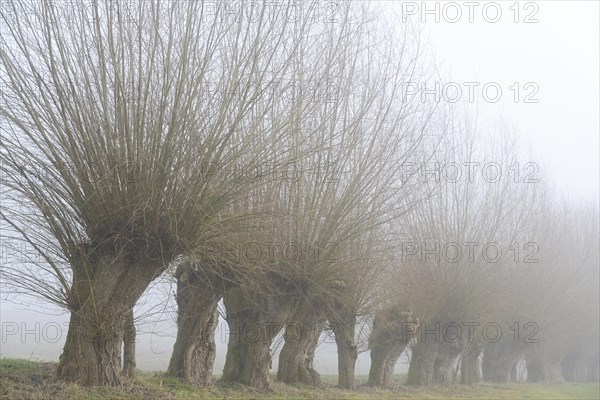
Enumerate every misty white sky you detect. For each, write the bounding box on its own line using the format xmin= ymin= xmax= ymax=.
xmin=1 ymin=0 xmax=598 ymax=375
xmin=411 ymin=0 xmax=599 ymax=201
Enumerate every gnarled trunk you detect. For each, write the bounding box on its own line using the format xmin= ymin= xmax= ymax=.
xmin=460 ymin=342 xmax=482 ymax=385
xmin=57 ymin=251 xmax=163 ymax=386
xmin=303 ymin=318 xmax=322 ymax=384
xmin=368 ymin=346 xmax=388 ymax=387
xmin=433 ymin=340 xmax=464 ymax=385
xmin=221 ymin=287 xmax=298 ymax=389
xmin=382 ymin=341 xmax=407 ymax=387
xmin=57 ymin=311 xmax=125 ymax=385
xmin=122 ymin=308 xmax=136 ymax=378
xmin=482 ymin=341 xmax=523 ymax=383
xmin=167 ymin=265 xmax=224 ymax=386
xmin=407 ymin=339 xmax=439 ymax=386
xmin=368 ymin=308 xmax=419 ymax=387
xmin=277 ymin=300 xmax=326 ymax=386
xmin=407 ymin=336 xmax=465 ymax=386
xmin=328 ymin=304 xmax=358 ymax=389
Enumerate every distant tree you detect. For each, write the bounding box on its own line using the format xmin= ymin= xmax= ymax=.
xmin=382 ymin=120 xmax=542 ymax=386
xmin=518 ymin=201 xmax=599 ymax=383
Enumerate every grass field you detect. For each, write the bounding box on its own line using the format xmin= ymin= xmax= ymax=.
xmin=1 ymin=358 xmax=598 ymax=399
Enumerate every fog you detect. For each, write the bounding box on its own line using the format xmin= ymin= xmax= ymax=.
xmin=0 ymin=0 xmax=598 ymax=393
xmin=1 ymin=298 xmax=373 ymax=375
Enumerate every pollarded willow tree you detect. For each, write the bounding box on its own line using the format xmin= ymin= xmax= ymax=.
xmin=384 ymin=118 xmax=542 ymax=386
xmin=273 ymin=14 xmax=438 ymax=390
xmin=476 ymin=192 xmax=599 ymax=385
xmin=366 ymin=300 xmax=420 ymax=387
xmin=167 ymin=3 xmax=438 ymax=390
xmin=166 ymin=258 xmax=231 ymax=386
xmin=473 ymin=196 xmax=600 ymax=385
xmin=163 ymin=0 xmax=366 ymax=386
xmin=478 ymin=194 xmax=554 ymax=385
xmin=516 ymin=200 xmax=599 ymax=383
xmin=0 ymin=0 xmax=318 ymax=385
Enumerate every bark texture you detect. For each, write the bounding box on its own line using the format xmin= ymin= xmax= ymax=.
xmin=407 ymin=339 xmax=439 ymax=386
xmin=277 ymin=300 xmax=326 ymax=386
xmin=382 ymin=342 xmax=406 ymax=387
xmin=122 ymin=308 xmax=136 ymax=378
xmin=167 ymin=264 xmax=226 ymax=386
xmin=57 ymin=244 xmax=163 ymax=386
xmin=328 ymin=303 xmax=358 ymax=389
xmin=460 ymin=342 xmax=482 ymax=385
xmin=221 ymin=286 xmax=298 ymax=389
xmin=406 ymin=318 xmax=467 ymax=386
xmin=432 ymin=340 xmax=463 ymax=385
xmin=367 ymin=307 xmax=419 ymax=387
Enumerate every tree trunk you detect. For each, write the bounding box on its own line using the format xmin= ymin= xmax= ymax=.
xmin=303 ymin=317 xmax=322 ymax=384
xmin=482 ymin=341 xmax=523 ymax=383
xmin=407 ymin=340 xmax=439 ymax=386
xmin=122 ymin=308 xmax=136 ymax=378
xmin=562 ymin=349 xmax=599 ymax=382
xmin=526 ymin=350 xmax=564 ymax=383
xmin=57 ymin=311 xmax=124 ymax=385
xmin=433 ymin=352 xmax=456 ymax=385
xmin=221 ymin=287 xmax=298 ymax=389
xmin=562 ymin=353 xmax=586 ymax=382
xmin=511 ymin=363 xmax=518 ymax=382
xmin=167 ymin=265 xmax=224 ymax=386
xmin=368 ymin=345 xmax=388 ymax=387
xmin=57 ymin=250 xmax=163 ymax=386
xmin=433 ymin=341 xmax=463 ymax=385
xmin=277 ymin=300 xmax=326 ymax=386
xmin=460 ymin=342 xmax=482 ymax=385
xmin=368 ymin=344 xmax=388 ymax=387
xmin=328 ymin=304 xmax=358 ymax=389
xmin=367 ymin=308 xmax=418 ymax=387
xmin=382 ymin=341 xmax=407 ymax=387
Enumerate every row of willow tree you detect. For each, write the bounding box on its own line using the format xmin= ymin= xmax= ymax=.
xmin=1 ymin=0 xmax=598 ymax=390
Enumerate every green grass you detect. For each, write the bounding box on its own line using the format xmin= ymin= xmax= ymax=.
xmin=1 ymin=358 xmax=598 ymax=399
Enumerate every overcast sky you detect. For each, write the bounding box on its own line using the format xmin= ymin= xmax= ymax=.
xmin=1 ymin=0 xmax=598 ymax=375
xmin=413 ymin=0 xmax=599 ymax=202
